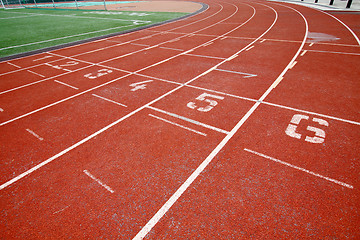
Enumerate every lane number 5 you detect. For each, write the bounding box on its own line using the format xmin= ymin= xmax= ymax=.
xmin=187 ymin=93 xmax=224 ymax=112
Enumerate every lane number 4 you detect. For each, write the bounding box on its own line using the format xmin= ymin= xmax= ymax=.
xmin=285 ymin=114 xmax=329 ymax=144
xmin=187 ymin=93 xmax=224 ymax=112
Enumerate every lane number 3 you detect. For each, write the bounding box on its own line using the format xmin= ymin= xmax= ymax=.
xmin=84 ymin=69 xmax=112 ymax=79
xmin=285 ymin=114 xmax=329 ymax=144
xmin=187 ymin=93 xmax=224 ymax=112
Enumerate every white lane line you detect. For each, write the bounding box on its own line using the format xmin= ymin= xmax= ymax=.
xmin=300 ymin=50 xmax=307 ymax=56
xmin=53 ymin=205 xmax=69 ymax=215
xmin=45 ymin=63 xmax=72 ymax=72
xmin=245 ymin=45 xmax=255 ymax=51
xmin=7 ymin=62 xmax=21 ymax=68
xmin=272 ymin=76 xmax=284 ymax=89
xmin=148 ymin=106 xmax=229 ymax=134
xmin=33 ymin=55 xmax=53 ymax=62
xmin=133 ymin=3 xmax=279 ymax=238
xmin=27 ymin=70 xmax=45 ymax=78
xmin=83 ymin=170 xmax=114 ymax=193
xmin=309 ymin=42 xmax=314 ymax=47
xmin=244 ymin=148 xmax=354 ymax=189
xmin=131 ymin=43 xmax=150 ymax=47
xmin=159 ymin=46 xmax=184 ymax=51
xmin=54 ymin=80 xmax=79 ymax=90
xmin=319 ymin=10 xmax=360 ymax=46
xmin=202 ymin=41 xmax=214 ymax=47
xmin=92 ymin=94 xmax=127 ymax=108
xmin=215 ymin=68 xmax=257 ymax=78
xmin=26 ymin=129 xmax=44 ymax=141
xmin=289 ymin=61 xmax=297 ymax=69
xmin=149 ymin=114 xmax=207 ymax=136
xmin=260 ymin=39 xmax=266 ymax=43
xmin=184 ymin=53 xmax=227 ymax=60
xmin=307 ymin=49 xmax=360 ymax=56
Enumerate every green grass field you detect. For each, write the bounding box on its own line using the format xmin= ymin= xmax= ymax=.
xmin=0 ymin=8 xmax=188 ymax=58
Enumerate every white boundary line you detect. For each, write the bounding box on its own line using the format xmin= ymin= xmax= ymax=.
xmin=54 ymin=80 xmax=79 ymax=90
xmin=27 ymin=70 xmax=45 ymax=78
xmin=244 ymin=148 xmax=353 ymax=189
xmin=83 ymin=170 xmax=114 ymax=193
xmin=149 ymin=114 xmax=207 ymax=136
xmin=92 ymin=94 xmax=127 ymax=107
xmin=147 ymin=106 xmax=229 ymax=134
xmin=26 ymin=128 xmax=44 ymax=141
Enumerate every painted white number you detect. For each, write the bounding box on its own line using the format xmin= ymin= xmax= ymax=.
xmin=52 ymin=61 xmax=79 ymax=70
xmin=129 ymin=80 xmax=153 ymax=92
xmin=84 ymin=69 xmax=112 ymax=79
xmin=285 ymin=114 xmax=329 ymax=144
xmin=187 ymin=93 xmax=224 ymax=112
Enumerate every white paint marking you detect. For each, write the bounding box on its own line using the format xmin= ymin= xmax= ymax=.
xmin=54 ymin=80 xmax=79 ymax=90
xmin=244 ymin=149 xmax=353 ymax=189
xmin=0 ymin=108 xmax=4 ymax=112
xmin=309 ymin=43 xmax=314 ymax=47
xmin=83 ymin=170 xmax=114 ymax=193
xmin=300 ymin=50 xmax=307 ymax=56
xmin=92 ymin=94 xmax=127 ymax=108
xmin=7 ymin=62 xmax=21 ymax=68
xmin=260 ymin=39 xmax=266 ymax=43
xmin=185 ymin=53 xmax=226 ymax=60
xmin=159 ymin=47 xmax=184 ymax=51
xmin=245 ymin=45 xmax=255 ymax=51
xmin=131 ymin=43 xmax=150 ymax=47
xmin=26 ymin=129 xmax=44 ymax=141
xmin=272 ymin=76 xmax=284 ymax=89
xmin=202 ymin=41 xmax=214 ymax=47
xmin=215 ymin=68 xmax=257 ymax=78
xmin=149 ymin=114 xmax=207 ymax=136
xmin=307 ymin=49 xmax=360 ymax=56
xmin=289 ymin=61 xmax=297 ymax=69
xmin=226 ymin=54 xmax=238 ymax=61
xmin=33 ymin=55 xmax=52 ymax=62
xmin=53 ymin=206 xmax=69 ymax=214
xmin=27 ymin=70 xmax=45 ymax=78
xmin=148 ymin=106 xmax=229 ymax=134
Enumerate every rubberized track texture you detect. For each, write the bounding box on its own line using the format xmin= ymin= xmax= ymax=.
xmin=0 ymin=0 xmax=359 ymax=239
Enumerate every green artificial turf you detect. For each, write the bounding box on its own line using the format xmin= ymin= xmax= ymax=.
xmin=0 ymin=8 xmax=188 ymax=58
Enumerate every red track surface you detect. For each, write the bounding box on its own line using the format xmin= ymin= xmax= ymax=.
xmin=0 ymin=0 xmax=359 ymax=239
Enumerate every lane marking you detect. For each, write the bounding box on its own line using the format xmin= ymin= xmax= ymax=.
xmin=309 ymin=42 xmax=314 ymax=47
xmin=184 ymin=53 xmax=227 ymax=60
xmin=27 ymin=70 xmax=45 ymax=78
xmin=26 ymin=128 xmax=44 ymax=141
xmin=215 ymin=68 xmax=257 ymax=78
xmin=33 ymin=55 xmax=53 ymax=62
xmin=53 ymin=205 xmax=69 ymax=215
xmin=92 ymin=94 xmax=127 ymax=107
xmin=131 ymin=43 xmax=150 ymax=47
xmin=244 ymin=148 xmax=353 ymax=189
xmin=272 ymin=76 xmax=283 ymax=89
xmin=307 ymin=49 xmax=360 ymax=56
xmin=159 ymin=46 xmax=184 ymax=51
xmin=149 ymin=114 xmax=207 ymax=136
xmin=245 ymin=45 xmax=255 ymax=51
xmin=0 ymin=108 xmax=3 ymax=112
xmin=260 ymin=39 xmax=266 ymax=43
xmin=7 ymin=62 xmax=21 ymax=68
xmin=83 ymin=170 xmax=114 ymax=193
xmin=300 ymin=50 xmax=307 ymax=56
xmin=54 ymin=80 xmax=79 ymax=90
xmin=45 ymin=63 xmax=72 ymax=72
xmin=148 ymin=106 xmax=229 ymax=134
xmin=289 ymin=61 xmax=297 ymax=69
xmin=202 ymin=41 xmax=214 ymax=47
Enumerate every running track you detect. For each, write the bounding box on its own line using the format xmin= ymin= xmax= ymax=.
xmin=0 ymin=0 xmax=359 ymax=238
